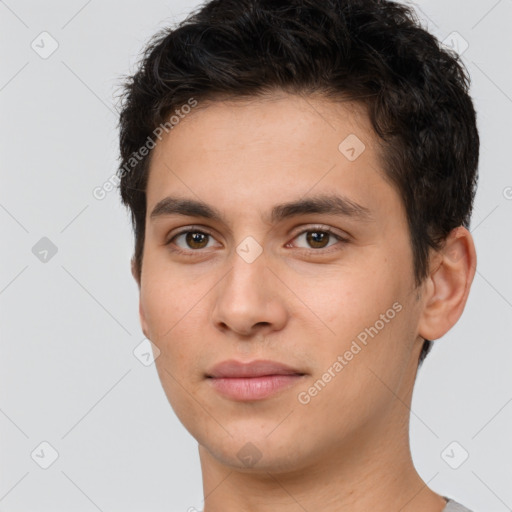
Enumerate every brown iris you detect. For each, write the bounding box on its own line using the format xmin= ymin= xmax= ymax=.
xmin=306 ymin=231 xmax=329 ymax=249
xmin=186 ymin=232 xmax=209 ymax=249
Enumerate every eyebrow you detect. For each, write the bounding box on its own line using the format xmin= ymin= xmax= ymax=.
xmin=150 ymin=194 xmax=374 ymax=225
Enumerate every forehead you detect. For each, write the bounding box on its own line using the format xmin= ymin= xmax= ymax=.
xmin=152 ymin=92 xmax=375 ymax=156
xmin=145 ymin=93 xmax=396 ymax=224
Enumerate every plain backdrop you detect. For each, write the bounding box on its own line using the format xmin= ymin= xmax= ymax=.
xmin=1 ymin=1 xmax=511 ymax=511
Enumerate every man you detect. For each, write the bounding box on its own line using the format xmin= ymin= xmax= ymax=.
xmin=117 ymin=0 xmax=479 ymax=510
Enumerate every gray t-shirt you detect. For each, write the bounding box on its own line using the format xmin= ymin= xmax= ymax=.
xmin=443 ymin=496 xmax=474 ymax=511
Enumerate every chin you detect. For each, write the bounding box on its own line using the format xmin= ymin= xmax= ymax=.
xmin=197 ymin=427 xmax=318 ymax=475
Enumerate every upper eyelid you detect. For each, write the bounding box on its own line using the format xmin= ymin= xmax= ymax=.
xmin=292 ymin=224 xmax=348 ymax=238
xmin=168 ymin=224 xmax=346 ymax=238
xmin=287 ymin=228 xmax=349 ymax=249
xmin=167 ymin=225 xmax=217 ymax=243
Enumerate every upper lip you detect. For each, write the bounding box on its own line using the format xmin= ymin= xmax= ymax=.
xmin=206 ymin=359 xmax=306 ymax=378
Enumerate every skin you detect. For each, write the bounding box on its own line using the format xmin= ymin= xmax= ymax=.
xmin=131 ymin=92 xmax=477 ymax=512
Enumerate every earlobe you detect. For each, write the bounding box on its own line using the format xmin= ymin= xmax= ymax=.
xmin=131 ymin=257 xmax=149 ymax=338
xmin=418 ymin=226 xmax=477 ymax=341
xmin=139 ymin=299 xmax=150 ymax=339
xmin=131 ymin=257 xmax=140 ymax=288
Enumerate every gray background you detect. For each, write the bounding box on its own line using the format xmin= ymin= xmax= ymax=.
xmin=1 ymin=1 xmax=511 ymax=511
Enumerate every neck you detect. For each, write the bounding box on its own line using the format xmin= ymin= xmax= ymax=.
xmin=198 ymin=401 xmax=446 ymax=512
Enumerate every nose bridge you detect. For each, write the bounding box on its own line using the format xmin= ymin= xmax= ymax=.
xmin=221 ymin=246 xmax=270 ymax=310
xmin=211 ymin=244 xmax=287 ymax=335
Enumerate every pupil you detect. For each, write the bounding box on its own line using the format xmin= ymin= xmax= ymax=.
xmin=187 ymin=232 xmax=207 ymax=248
xmin=307 ymin=231 xmax=327 ymax=248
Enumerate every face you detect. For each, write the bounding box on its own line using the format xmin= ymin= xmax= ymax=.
xmin=137 ymin=93 xmax=427 ymax=473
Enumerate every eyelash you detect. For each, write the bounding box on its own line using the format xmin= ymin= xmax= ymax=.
xmin=165 ymin=225 xmax=350 ymax=256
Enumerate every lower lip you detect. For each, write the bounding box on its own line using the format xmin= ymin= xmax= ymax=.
xmin=208 ymin=374 xmax=304 ymax=401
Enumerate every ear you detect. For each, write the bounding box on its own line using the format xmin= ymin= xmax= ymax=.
xmin=131 ymin=257 xmax=140 ymax=288
xmin=417 ymin=226 xmax=477 ymax=341
xmin=138 ymin=299 xmax=150 ymax=339
xmin=131 ymin=257 xmax=150 ymax=339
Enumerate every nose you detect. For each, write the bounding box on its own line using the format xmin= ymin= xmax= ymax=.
xmin=211 ymin=248 xmax=288 ymax=338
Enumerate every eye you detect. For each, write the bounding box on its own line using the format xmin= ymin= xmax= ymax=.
xmin=165 ymin=225 xmax=349 ymax=256
xmin=287 ymin=226 xmax=349 ymax=252
xmin=166 ymin=228 xmax=219 ymax=253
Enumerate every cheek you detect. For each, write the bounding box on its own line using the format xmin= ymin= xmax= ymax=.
xmin=293 ymin=264 xmax=395 ymax=341
xmin=141 ymin=261 xmax=195 ymax=332
xmin=297 ymin=302 xmax=413 ymax=433
xmin=140 ymin=265 xmax=222 ymax=362
xmin=140 ymin=278 xmax=195 ymax=372
xmin=298 ymin=260 xmax=414 ymax=391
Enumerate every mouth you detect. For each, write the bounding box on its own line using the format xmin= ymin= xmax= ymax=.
xmin=206 ymin=359 xmax=307 ymax=401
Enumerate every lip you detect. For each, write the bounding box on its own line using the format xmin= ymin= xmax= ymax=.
xmin=206 ymin=359 xmax=307 ymax=401
xmin=206 ymin=359 xmax=305 ymax=378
